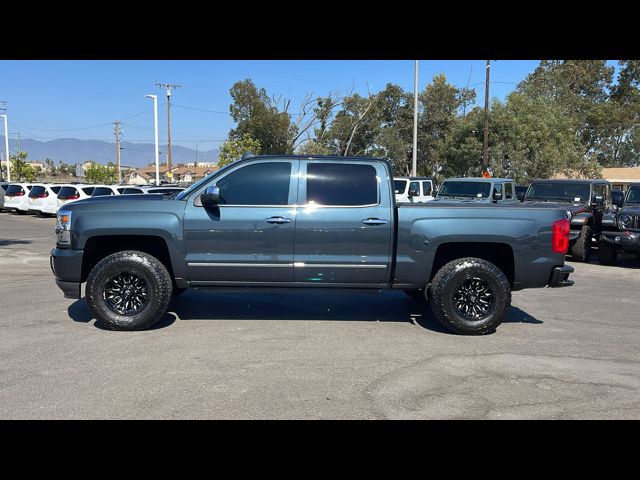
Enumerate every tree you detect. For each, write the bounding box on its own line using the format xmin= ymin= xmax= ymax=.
xmin=10 ymin=152 xmax=37 ymax=182
xmin=84 ymin=162 xmax=117 ymax=184
xmin=217 ymin=134 xmax=262 ymax=167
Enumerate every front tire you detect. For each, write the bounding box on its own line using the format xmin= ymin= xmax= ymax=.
xmin=598 ymin=239 xmax=618 ymax=266
xmin=570 ymin=225 xmax=592 ymax=261
xmin=85 ymin=250 xmax=173 ymax=331
xmin=429 ymin=257 xmax=511 ymax=335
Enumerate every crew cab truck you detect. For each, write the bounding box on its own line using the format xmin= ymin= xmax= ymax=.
xmin=434 ymin=177 xmax=518 ymax=204
xmin=51 ymin=155 xmax=574 ymax=335
xmin=522 ymin=179 xmax=612 ymax=261
xmin=598 ymin=183 xmax=640 ymax=265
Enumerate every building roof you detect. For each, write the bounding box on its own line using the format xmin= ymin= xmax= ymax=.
xmin=601 ymin=167 xmax=640 ymax=182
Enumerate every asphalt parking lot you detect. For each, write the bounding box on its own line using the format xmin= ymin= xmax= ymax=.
xmin=1 ymin=212 xmax=639 ymax=419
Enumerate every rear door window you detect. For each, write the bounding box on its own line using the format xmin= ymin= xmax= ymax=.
xmin=504 ymin=183 xmax=513 ymax=199
xmin=422 ymin=181 xmax=432 ymax=196
xmin=306 ymin=163 xmax=378 ymax=206
xmin=409 ymin=181 xmax=420 ymax=196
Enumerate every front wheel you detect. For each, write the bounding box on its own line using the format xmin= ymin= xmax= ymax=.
xmin=429 ymin=257 xmax=511 ymax=335
xmin=570 ymin=225 xmax=592 ymax=262
xmin=85 ymin=250 xmax=173 ymax=331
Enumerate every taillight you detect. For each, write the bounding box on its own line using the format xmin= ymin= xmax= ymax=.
xmin=69 ymin=193 xmax=80 ymax=200
xmin=552 ymin=218 xmax=570 ymax=254
xmin=12 ymin=191 xmax=25 ymax=197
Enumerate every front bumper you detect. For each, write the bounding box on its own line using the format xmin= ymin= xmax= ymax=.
xmin=50 ymin=248 xmax=84 ymax=299
xmin=549 ymin=265 xmax=575 ymax=288
xmin=601 ymin=231 xmax=640 ymax=252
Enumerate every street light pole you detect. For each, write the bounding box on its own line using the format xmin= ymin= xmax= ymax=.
xmin=412 ymin=60 xmax=419 ymax=177
xmin=1 ymin=114 xmax=9 ymax=182
xmin=146 ymin=95 xmax=160 ymax=186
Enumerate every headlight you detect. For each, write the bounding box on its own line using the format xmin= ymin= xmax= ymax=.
xmin=55 ymin=210 xmax=72 ymax=245
xmin=619 ymin=214 xmax=633 ymax=230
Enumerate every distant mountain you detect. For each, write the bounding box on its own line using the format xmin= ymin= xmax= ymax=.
xmin=0 ymin=137 xmax=219 ymax=168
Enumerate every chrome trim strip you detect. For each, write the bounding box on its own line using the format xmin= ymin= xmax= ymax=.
xmin=188 ymin=262 xmax=388 ymax=269
xmin=188 ymin=262 xmax=293 ymax=267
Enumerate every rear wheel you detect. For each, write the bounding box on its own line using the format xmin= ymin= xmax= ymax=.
xmin=570 ymin=225 xmax=592 ymax=261
xmin=598 ymin=239 xmax=618 ymax=266
xmin=85 ymin=250 xmax=173 ymax=331
xmin=429 ymin=257 xmax=511 ymax=335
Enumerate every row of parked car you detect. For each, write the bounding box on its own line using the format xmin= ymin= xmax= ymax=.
xmin=0 ymin=182 xmax=185 ymax=216
xmin=394 ymin=175 xmax=640 ymax=266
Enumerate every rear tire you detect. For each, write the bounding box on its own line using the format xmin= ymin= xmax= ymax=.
xmin=85 ymin=250 xmax=173 ymax=331
xmin=429 ymin=257 xmax=511 ymax=335
xmin=570 ymin=225 xmax=592 ymax=261
xmin=598 ymin=239 xmax=618 ymax=266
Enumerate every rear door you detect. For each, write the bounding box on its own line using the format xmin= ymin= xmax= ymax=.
xmin=293 ymin=160 xmax=393 ymax=285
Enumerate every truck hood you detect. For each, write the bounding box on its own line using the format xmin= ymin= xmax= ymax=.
xmin=69 ymin=194 xmax=166 ymax=206
xmin=521 ymin=201 xmax=588 ymax=214
xmin=620 ymin=204 xmax=640 ymax=215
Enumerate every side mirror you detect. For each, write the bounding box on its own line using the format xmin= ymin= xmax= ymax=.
xmin=612 ymin=190 xmax=624 ymax=207
xmin=200 ymin=185 xmax=220 ymax=206
xmin=408 ymin=188 xmax=419 ymax=197
xmin=592 ymin=194 xmax=604 ymax=205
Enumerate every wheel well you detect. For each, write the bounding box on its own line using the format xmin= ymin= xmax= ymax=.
xmin=430 ymin=242 xmax=515 ymax=286
xmin=81 ymin=235 xmax=174 ymax=282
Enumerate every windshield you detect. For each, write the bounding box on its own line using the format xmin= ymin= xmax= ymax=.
xmin=526 ymin=183 xmax=590 ymax=203
xmin=438 ymin=181 xmax=491 ymax=198
xmin=626 ymin=186 xmax=640 ymax=204
xmin=394 ymin=180 xmax=408 ymax=194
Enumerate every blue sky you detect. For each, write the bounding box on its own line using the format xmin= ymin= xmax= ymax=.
xmin=0 ymin=60 xmax=543 ymax=150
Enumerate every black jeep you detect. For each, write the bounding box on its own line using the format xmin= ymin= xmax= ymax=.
xmin=522 ymin=179 xmax=612 ymax=261
xmin=598 ymin=184 xmax=640 ymax=265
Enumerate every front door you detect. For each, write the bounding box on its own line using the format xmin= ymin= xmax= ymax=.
xmin=293 ymin=160 xmax=393 ymax=285
xmin=183 ymin=159 xmax=299 ymax=284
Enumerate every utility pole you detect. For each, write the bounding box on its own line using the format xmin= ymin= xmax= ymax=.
xmin=195 ymin=139 xmax=198 ymax=168
xmin=16 ymin=131 xmax=21 ymax=153
xmin=412 ymin=60 xmax=419 ymax=177
xmin=145 ymin=94 xmax=160 ymax=186
xmin=155 ymin=82 xmax=181 ymax=180
xmin=114 ymin=121 xmax=121 ymax=183
xmin=482 ymin=60 xmax=491 ymax=176
xmin=0 ymin=101 xmax=8 ymax=181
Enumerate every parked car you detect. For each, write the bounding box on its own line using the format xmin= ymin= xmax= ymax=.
xmin=522 ymin=179 xmax=611 ymax=261
xmin=91 ymin=185 xmax=122 ymax=197
xmin=4 ymin=183 xmax=33 ymax=214
xmin=119 ymin=185 xmax=185 ymax=197
xmin=28 ymin=184 xmax=64 ymax=216
xmin=598 ymin=183 xmax=640 ymax=265
xmin=51 ymin=155 xmax=573 ymax=335
xmin=394 ymin=177 xmax=435 ymax=203
xmin=56 ymin=184 xmax=95 ymax=210
xmin=434 ymin=178 xmax=519 ymax=204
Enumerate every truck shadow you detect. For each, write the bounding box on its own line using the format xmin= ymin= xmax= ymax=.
xmin=67 ymin=290 xmax=542 ymax=334
xmin=0 ymin=239 xmax=33 ymax=246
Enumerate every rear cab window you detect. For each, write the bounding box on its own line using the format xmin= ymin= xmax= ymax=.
xmin=305 ymin=163 xmax=378 ymax=206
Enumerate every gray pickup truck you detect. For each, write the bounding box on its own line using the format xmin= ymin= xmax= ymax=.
xmin=51 ymin=155 xmax=574 ymax=335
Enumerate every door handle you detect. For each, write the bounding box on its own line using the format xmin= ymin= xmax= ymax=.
xmin=266 ymin=216 xmax=292 ymax=224
xmin=362 ymin=218 xmax=387 ymax=226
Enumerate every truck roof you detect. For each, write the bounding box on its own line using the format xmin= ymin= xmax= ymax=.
xmin=443 ymin=177 xmax=515 ymax=183
xmin=529 ymin=178 xmax=609 ymax=184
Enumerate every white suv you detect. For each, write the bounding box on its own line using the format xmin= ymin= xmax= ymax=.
xmin=394 ymin=177 xmax=436 ymax=203
xmin=27 ymin=184 xmax=63 ymax=216
xmin=56 ymin=185 xmax=95 ymax=210
xmin=4 ymin=183 xmax=33 ymax=214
